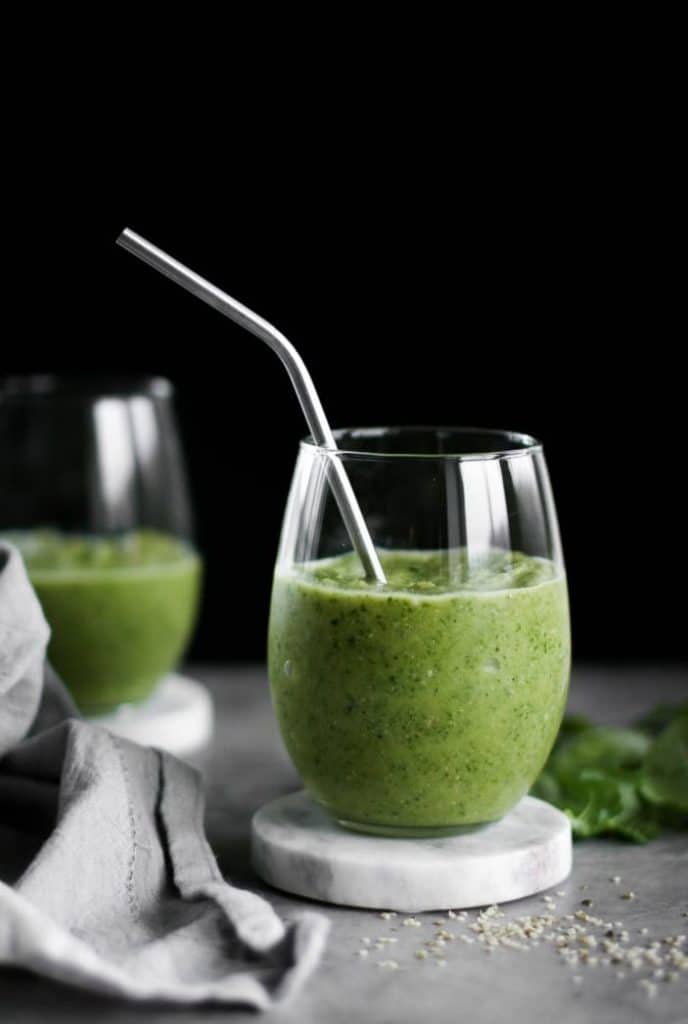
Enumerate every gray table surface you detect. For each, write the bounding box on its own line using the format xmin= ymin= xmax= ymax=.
xmin=2 ymin=663 xmax=687 ymax=1024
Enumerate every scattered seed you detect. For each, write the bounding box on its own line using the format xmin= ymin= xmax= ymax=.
xmin=354 ymin=890 xmax=687 ymax=993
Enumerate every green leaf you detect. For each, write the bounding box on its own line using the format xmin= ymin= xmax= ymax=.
xmin=530 ymin=770 xmax=562 ymax=805
xmin=561 ymin=770 xmax=660 ymax=842
xmin=562 ymin=770 xmax=635 ymax=834
xmin=531 ymin=709 xmax=688 ymax=843
xmin=641 ymin=714 xmax=688 ymax=812
xmin=550 ymin=727 xmax=650 ymax=783
xmin=550 ymin=714 xmax=592 ymax=753
xmin=635 ymin=701 xmax=688 ymax=736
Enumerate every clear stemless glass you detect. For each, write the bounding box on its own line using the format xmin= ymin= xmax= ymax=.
xmin=268 ymin=427 xmax=571 ymax=837
xmin=0 ymin=375 xmax=202 ymax=714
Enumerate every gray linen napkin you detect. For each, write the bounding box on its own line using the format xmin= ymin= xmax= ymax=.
xmin=0 ymin=541 xmax=328 ymax=1006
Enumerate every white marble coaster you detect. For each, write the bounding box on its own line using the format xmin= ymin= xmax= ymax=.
xmin=87 ymin=674 xmax=214 ymax=757
xmin=251 ymin=791 xmax=572 ymax=912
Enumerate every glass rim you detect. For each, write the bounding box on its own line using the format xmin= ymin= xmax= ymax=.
xmin=301 ymin=425 xmax=543 ymax=462
xmin=0 ymin=374 xmax=173 ymax=400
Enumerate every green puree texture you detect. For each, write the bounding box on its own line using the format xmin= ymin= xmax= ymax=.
xmin=269 ymin=549 xmax=570 ymax=832
xmin=9 ymin=530 xmax=201 ymax=713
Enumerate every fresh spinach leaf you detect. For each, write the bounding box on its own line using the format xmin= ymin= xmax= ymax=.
xmin=634 ymin=701 xmax=688 ymax=736
xmin=550 ymin=727 xmax=650 ymax=783
xmin=531 ymin=703 xmax=688 ymax=842
xmin=641 ymin=713 xmax=688 ymax=812
xmin=560 ymin=770 xmax=661 ymax=842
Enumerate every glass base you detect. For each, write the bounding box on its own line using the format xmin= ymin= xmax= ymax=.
xmin=335 ymin=816 xmax=494 ymax=838
xmin=77 ymin=695 xmax=151 ymax=716
xmin=86 ymin=674 xmax=213 ymax=756
xmin=68 ymin=679 xmax=160 ymax=716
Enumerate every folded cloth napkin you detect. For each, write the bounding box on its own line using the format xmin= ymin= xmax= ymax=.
xmin=0 ymin=541 xmax=328 ymax=1006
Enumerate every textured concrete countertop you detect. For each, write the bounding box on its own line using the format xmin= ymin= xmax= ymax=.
xmin=2 ymin=663 xmax=687 ymax=1023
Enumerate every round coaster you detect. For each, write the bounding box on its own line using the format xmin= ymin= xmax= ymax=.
xmin=251 ymin=791 xmax=572 ymax=912
xmin=87 ymin=674 xmax=214 ymax=757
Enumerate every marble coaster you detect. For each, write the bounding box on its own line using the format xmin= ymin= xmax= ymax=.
xmin=251 ymin=790 xmax=572 ymax=912
xmin=87 ymin=674 xmax=214 ymax=757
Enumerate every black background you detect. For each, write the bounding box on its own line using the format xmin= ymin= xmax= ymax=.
xmin=4 ymin=67 xmax=684 ymax=666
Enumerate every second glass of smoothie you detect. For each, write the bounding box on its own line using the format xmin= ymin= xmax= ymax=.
xmin=0 ymin=376 xmax=201 ymax=714
xmin=268 ymin=427 xmax=570 ymax=837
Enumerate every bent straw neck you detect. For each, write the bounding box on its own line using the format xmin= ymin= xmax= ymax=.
xmin=116 ymin=228 xmax=386 ymax=584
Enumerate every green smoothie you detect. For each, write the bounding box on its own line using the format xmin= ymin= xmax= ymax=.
xmin=268 ymin=548 xmax=570 ymax=835
xmin=6 ymin=529 xmax=201 ymax=713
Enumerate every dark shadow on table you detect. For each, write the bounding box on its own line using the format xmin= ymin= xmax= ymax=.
xmin=0 ymin=968 xmax=262 ymax=1021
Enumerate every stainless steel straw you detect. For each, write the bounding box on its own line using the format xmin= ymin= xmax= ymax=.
xmin=116 ymin=228 xmax=386 ymax=584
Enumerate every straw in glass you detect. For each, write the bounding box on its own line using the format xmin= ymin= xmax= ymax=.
xmin=116 ymin=228 xmax=386 ymax=584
